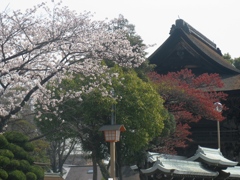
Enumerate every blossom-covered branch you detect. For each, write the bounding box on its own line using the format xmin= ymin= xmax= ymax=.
xmin=0 ymin=3 xmax=146 ymax=131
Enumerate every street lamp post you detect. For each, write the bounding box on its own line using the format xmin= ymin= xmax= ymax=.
xmin=99 ymin=89 xmax=126 ymax=179
xmin=99 ymin=124 xmax=126 ymax=180
xmin=214 ymin=102 xmax=223 ymax=149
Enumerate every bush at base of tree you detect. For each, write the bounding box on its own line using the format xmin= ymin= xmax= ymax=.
xmin=26 ymin=172 xmax=37 ymax=180
xmin=8 ymin=170 xmax=26 ymax=180
xmin=0 ymin=132 xmax=44 ymax=180
xmin=30 ymin=166 xmax=44 ymax=180
xmin=0 ymin=169 xmax=8 ymax=179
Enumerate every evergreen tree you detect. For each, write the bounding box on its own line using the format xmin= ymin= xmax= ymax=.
xmin=0 ymin=132 xmax=44 ymax=180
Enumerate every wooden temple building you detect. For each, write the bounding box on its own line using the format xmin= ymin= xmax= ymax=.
xmin=141 ymin=19 xmax=240 ymax=179
xmin=148 ymin=19 xmax=240 ymax=161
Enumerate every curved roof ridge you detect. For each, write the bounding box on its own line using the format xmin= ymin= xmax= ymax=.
xmin=223 ymin=166 xmax=240 ymax=178
xmin=146 ymin=151 xmax=187 ymax=163
xmin=140 ymin=158 xmax=218 ymax=177
xmin=170 ymin=19 xmax=217 ymax=50
xmin=186 ymin=146 xmax=238 ymax=167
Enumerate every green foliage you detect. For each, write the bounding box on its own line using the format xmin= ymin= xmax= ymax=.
xmin=26 ymin=156 xmax=34 ymax=165
xmin=0 ymin=136 xmax=8 ymax=148
xmin=134 ymin=60 xmax=156 ymax=81
xmin=0 ymin=156 xmax=10 ymax=167
xmin=160 ymin=113 xmax=175 ymax=137
xmin=7 ymin=144 xmax=28 ymax=160
xmin=110 ymin=14 xmax=145 ymax=47
xmin=5 ymin=109 xmax=49 ymax=163
xmin=36 ymin=64 xmax=168 ymax=171
xmin=113 ymin=69 xmax=166 ymax=152
xmin=7 ymin=159 xmax=20 ymax=170
xmin=26 ymin=172 xmax=37 ymax=180
xmin=31 ymin=15 xmax=165 ymax=171
xmin=4 ymin=131 xmax=29 ymax=144
xmin=233 ymin=57 xmax=240 ymax=70
xmin=0 ymin=169 xmax=8 ymax=179
xmin=19 ymin=160 xmax=31 ymax=173
xmin=223 ymin=53 xmax=233 ymax=64
xmin=22 ymin=142 xmax=34 ymax=152
xmin=0 ymin=149 xmax=14 ymax=159
xmin=223 ymin=53 xmax=240 ymax=70
xmin=30 ymin=166 xmax=44 ymax=180
xmin=0 ymin=132 xmax=43 ymax=180
xmin=8 ymin=170 xmax=26 ymax=180
xmin=30 ymin=140 xmax=49 ymax=164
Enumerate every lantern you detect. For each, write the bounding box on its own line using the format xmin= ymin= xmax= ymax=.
xmin=99 ymin=125 xmax=126 ymax=142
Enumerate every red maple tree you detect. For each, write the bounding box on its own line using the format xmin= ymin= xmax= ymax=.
xmin=148 ymin=69 xmax=227 ymax=153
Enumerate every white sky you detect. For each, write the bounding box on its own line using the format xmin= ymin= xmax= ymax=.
xmin=1 ymin=0 xmax=240 ymax=58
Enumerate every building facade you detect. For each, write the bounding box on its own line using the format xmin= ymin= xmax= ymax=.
xmin=148 ymin=19 xmax=240 ymax=161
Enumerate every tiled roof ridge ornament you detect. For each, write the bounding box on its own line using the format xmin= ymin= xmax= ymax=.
xmin=135 ymin=148 xmax=240 ymax=179
xmin=223 ymin=166 xmax=240 ymax=178
xmin=170 ymin=19 xmax=218 ymax=51
xmin=146 ymin=151 xmax=187 ymax=163
xmin=186 ymin=146 xmax=238 ymax=167
xmin=197 ymin=146 xmax=222 ymax=155
xmin=140 ymin=158 xmax=219 ymax=178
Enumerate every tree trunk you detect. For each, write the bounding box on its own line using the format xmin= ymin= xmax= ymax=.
xmin=117 ymin=164 xmax=123 ymax=180
xmin=139 ymin=158 xmax=149 ymax=180
xmin=50 ymin=142 xmax=58 ymax=172
xmin=97 ymin=159 xmax=110 ymax=180
xmin=92 ymin=149 xmax=98 ymax=180
xmin=116 ymin=144 xmax=123 ymax=180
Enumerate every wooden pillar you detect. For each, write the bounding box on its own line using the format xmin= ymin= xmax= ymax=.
xmin=110 ymin=142 xmax=116 ymax=180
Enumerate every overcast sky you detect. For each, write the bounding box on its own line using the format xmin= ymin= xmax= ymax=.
xmin=2 ymin=0 xmax=240 ymax=58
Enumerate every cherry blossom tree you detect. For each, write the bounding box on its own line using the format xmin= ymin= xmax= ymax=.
xmin=0 ymin=3 xmax=146 ymax=131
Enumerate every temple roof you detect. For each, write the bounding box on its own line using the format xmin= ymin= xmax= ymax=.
xmin=223 ymin=166 xmax=240 ymax=178
xmin=141 ymin=159 xmax=218 ymax=178
xmin=146 ymin=152 xmax=187 ymax=163
xmin=148 ymin=19 xmax=240 ymax=91
xmin=186 ymin=146 xmax=238 ymax=167
xmin=139 ymin=146 xmax=240 ymax=179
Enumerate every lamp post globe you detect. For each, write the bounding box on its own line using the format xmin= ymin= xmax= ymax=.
xmin=214 ymin=102 xmax=223 ymax=112
xmin=214 ymin=102 xmax=223 ymax=149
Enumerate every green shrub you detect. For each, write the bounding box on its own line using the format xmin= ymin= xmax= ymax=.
xmin=8 ymin=170 xmax=26 ymax=180
xmin=16 ymin=150 xmax=28 ymax=160
xmin=0 ymin=135 xmax=8 ymax=148
xmin=26 ymin=172 xmax=37 ymax=180
xmin=3 ymin=132 xmax=28 ymax=144
xmin=0 ymin=156 xmax=10 ymax=167
xmin=30 ymin=166 xmax=44 ymax=180
xmin=0 ymin=149 xmax=14 ymax=159
xmin=7 ymin=159 xmax=20 ymax=170
xmin=22 ymin=143 xmax=34 ymax=152
xmin=7 ymin=144 xmax=27 ymax=160
xmin=0 ymin=132 xmax=44 ymax=180
xmin=20 ymin=160 xmax=31 ymax=173
xmin=0 ymin=169 xmax=8 ymax=179
xmin=26 ymin=155 xmax=34 ymax=164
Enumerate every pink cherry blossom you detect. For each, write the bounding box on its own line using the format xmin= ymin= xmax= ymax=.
xmin=0 ymin=2 xmax=146 ymax=131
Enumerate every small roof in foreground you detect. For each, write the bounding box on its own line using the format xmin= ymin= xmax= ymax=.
xmin=146 ymin=152 xmax=187 ymax=163
xmin=186 ymin=146 xmax=238 ymax=167
xmin=223 ymin=166 xmax=240 ymax=178
xmin=141 ymin=159 xmax=218 ymax=178
xmin=99 ymin=124 xmax=126 ymax=132
xmin=138 ymin=147 xmax=240 ymax=179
